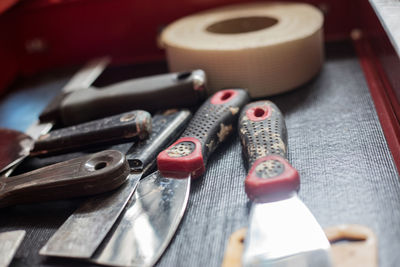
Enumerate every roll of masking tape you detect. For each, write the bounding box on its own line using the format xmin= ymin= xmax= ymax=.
xmin=161 ymin=2 xmax=324 ymax=97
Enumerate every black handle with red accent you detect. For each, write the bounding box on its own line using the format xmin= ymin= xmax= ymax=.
xmin=238 ymin=101 xmax=299 ymax=203
xmin=157 ymin=89 xmax=250 ymax=179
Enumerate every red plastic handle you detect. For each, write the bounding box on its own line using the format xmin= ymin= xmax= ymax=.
xmin=157 ymin=89 xmax=249 ymax=179
xmin=245 ymin=155 xmax=299 ymax=202
xmin=157 ymin=137 xmax=205 ymax=179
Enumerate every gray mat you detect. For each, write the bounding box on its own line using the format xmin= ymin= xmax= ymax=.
xmin=0 ymin=42 xmax=399 ymax=267
xmin=158 ymin=43 xmax=400 ymax=267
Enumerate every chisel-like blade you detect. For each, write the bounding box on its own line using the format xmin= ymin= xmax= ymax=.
xmin=2 ymin=57 xmax=109 ymax=177
xmin=0 ymin=230 xmax=26 ymax=267
xmin=39 ymin=173 xmax=142 ymax=258
xmin=243 ymin=195 xmax=331 ymax=267
xmin=92 ymin=171 xmax=190 ymax=267
xmin=40 ymin=110 xmax=191 ymax=259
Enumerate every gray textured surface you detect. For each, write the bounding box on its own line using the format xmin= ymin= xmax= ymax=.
xmin=157 ymin=44 xmax=400 ymax=267
xmin=0 ymin=43 xmax=399 ymax=267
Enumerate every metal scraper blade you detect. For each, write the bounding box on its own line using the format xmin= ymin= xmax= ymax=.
xmin=242 ymin=195 xmax=332 ymax=267
xmin=0 ymin=230 xmax=26 ymax=267
xmin=40 ymin=173 xmax=142 ymax=258
xmin=92 ymin=170 xmax=190 ymax=267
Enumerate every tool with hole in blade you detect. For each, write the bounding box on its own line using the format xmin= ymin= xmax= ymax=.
xmin=40 ymin=110 xmax=191 ymax=259
xmin=0 ymin=150 xmax=129 ymax=208
xmin=89 ymin=89 xmax=249 ymax=267
xmin=239 ymin=101 xmax=332 ymax=267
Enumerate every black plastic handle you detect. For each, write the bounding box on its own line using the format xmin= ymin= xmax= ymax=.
xmin=157 ymin=89 xmax=249 ymax=179
xmin=238 ymin=100 xmax=287 ymax=169
xmin=126 ymin=109 xmax=192 ymax=174
xmin=0 ymin=150 xmax=130 ymax=208
xmin=40 ymin=70 xmax=206 ymax=126
xmin=32 ymin=110 xmax=151 ymax=155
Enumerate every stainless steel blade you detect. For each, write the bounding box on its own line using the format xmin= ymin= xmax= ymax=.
xmin=91 ymin=170 xmax=190 ymax=267
xmin=26 ymin=56 xmax=110 ymax=140
xmin=242 ymin=195 xmax=332 ymax=267
xmin=40 ymin=173 xmax=142 ymax=258
xmin=62 ymin=56 xmax=110 ymax=93
xmin=0 ymin=230 xmax=26 ymax=267
xmin=2 ymin=57 xmax=109 ymax=177
xmin=39 ymin=110 xmax=192 ymax=259
xmin=0 ymin=129 xmax=34 ymax=174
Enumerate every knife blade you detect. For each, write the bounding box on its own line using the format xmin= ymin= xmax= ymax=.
xmin=40 ymin=109 xmax=191 ymax=259
xmin=0 ymin=230 xmax=26 ymax=267
xmin=27 ymin=57 xmax=111 ymax=140
xmin=238 ymin=101 xmax=332 ymax=267
xmin=0 ymin=128 xmax=34 ymax=174
xmin=91 ymin=89 xmax=249 ymax=267
xmin=1 ymin=57 xmax=110 ymax=177
xmin=39 ymin=69 xmax=207 ymax=126
xmin=0 ymin=150 xmax=129 ymax=208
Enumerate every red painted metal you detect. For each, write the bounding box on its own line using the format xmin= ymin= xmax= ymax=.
xmin=351 ymin=0 xmax=400 ymax=173
xmin=0 ymin=0 xmax=354 ymax=93
xmin=353 ymin=38 xmax=400 ymax=174
xmin=354 ymin=1 xmax=400 ymax=121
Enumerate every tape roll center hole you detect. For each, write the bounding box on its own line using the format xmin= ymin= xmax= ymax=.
xmin=206 ymin=16 xmax=278 ymax=34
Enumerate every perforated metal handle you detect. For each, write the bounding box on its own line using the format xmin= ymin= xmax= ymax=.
xmin=238 ymin=101 xmax=299 ymax=202
xmin=157 ymin=89 xmax=249 ymax=179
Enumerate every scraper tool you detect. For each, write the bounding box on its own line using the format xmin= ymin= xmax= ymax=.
xmin=40 ymin=110 xmax=191 ymax=259
xmin=92 ymin=89 xmax=249 ymax=267
xmin=239 ymin=101 xmax=332 ymax=267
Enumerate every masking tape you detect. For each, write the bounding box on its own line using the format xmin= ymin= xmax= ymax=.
xmin=161 ymin=2 xmax=324 ymax=97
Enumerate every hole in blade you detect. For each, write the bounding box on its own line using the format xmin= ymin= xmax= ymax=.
xmin=94 ymin=162 xmax=107 ymax=170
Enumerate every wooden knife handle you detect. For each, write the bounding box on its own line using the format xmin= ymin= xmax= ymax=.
xmin=32 ymin=110 xmax=151 ymax=155
xmin=238 ymin=101 xmax=299 ymax=202
xmin=0 ymin=150 xmax=129 ymax=208
xmin=157 ymin=89 xmax=250 ymax=179
xmin=41 ymin=70 xmax=207 ymax=126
